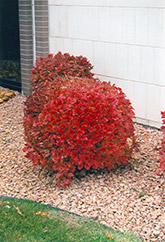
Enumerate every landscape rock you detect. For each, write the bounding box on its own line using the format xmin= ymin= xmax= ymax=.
xmin=0 ymin=86 xmax=164 ymax=241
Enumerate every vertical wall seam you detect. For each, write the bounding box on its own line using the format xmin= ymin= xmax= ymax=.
xmin=161 ymin=9 xmax=163 ymax=46
xmin=35 ymin=0 xmax=49 ymax=59
xmin=32 ymin=0 xmax=36 ymax=65
xmin=147 ymin=8 xmax=149 ymax=44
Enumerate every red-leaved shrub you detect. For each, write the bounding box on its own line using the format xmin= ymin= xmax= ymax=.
xmin=30 ymin=52 xmax=94 ymax=90
xmin=157 ymin=111 xmax=165 ymax=175
xmin=23 ymin=77 xmax=96 ymax=154
xmin=24 ymin=51 xmax=95 ymax=142
xmin=23 ymin=77 xmax=136 ymax=187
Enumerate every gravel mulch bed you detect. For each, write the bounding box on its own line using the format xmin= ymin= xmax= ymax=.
xmin=0 ymin=87 xmax=164 ymax=242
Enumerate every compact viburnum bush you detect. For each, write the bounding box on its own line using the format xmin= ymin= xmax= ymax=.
xmin=157 ymin=111 xmax=165 ymax=175
xmin=30 ymin=52 xmax=94 ymax=90
xmin=23 ymin=76 xmax=136 ymax=188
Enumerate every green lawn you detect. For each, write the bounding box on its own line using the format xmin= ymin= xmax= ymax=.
xmin=0 ymin=197 xmax=142 ymax=242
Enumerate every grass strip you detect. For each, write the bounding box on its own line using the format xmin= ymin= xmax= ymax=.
xmin=0 ymin=197 xmax=142 ymax=242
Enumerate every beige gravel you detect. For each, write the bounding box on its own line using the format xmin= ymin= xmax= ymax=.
xmin=0 ymin=87 xmax=164 ymax=242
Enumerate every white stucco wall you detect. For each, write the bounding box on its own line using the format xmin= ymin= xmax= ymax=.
xmin=48 ymin=0 xmax=165 ymax=128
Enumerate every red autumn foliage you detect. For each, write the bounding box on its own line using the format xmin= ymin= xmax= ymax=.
xmin=24 ymin=77 xmax=96 ymax=143
xmin=30 ymin=52 xmax=94 ymax=90
xmin=23 ymin=76 xmax=136 ymax=187
xmin=157 ymin=111 xmax=165 ymax=175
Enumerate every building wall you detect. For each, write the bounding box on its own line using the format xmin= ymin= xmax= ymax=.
xmin=34 ymin=0 xmax=49 ymax=60
xmin=19 ymin=0 xmax=49 ymax=96
xmin=49 ymin=0 xmax=165 ymax=128
xmin=19 ymin=0 xmax=33 ymax=96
